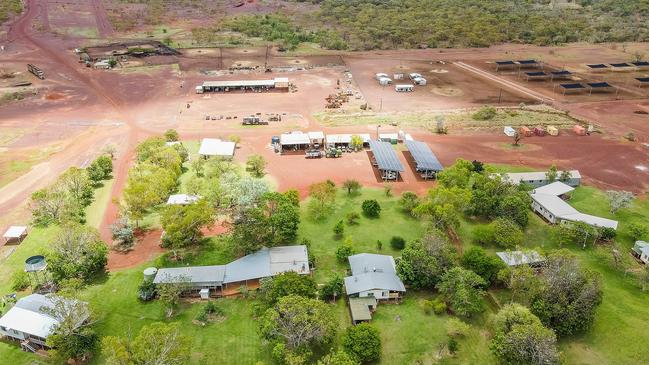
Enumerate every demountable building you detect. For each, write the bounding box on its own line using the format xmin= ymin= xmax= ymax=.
xmin=166 ymin=194 xmax=200 ymax=205
xmin=3 ymin=226 xmax=28 ymax=244
xmin=547 ymin=126 xmax=559 ymax=136
xmin=395 ymin=84 xmax=414 ymax=92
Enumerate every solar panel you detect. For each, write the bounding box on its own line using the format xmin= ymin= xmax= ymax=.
xmin=369 ymin=140 xmax=404 ymax=172
xmin=636 ymin=77 xmax=649 ymax=83
xmin=496 ymin=60 xmax=515 ymax=65
xmin=632 ymin=61 xmax=649 ymax=67
xmin=405 ymin=140 xmax=443 ymax=172
xmin=517 ymin=60 xmax=538 ymax=64
xmin=587 ymin=64 xmax=608 ymax=69
xmin=525 ymin=71 xmax=547 ymax=77
xmin=610 ymin=63 xmax=631 ymax=67
xmin=588 ymin=82 xmax=612 ymax=88
xmin=551 ymin=70 xmax=572 ymax=75
xmin=560 ymin=83 xmax=585 ymax=89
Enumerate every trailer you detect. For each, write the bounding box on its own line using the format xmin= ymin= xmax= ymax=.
xmin=305 ymin=149 xmax=323 ymax=159
xmin=395 ymin=84 xmax=414 ymax=92
xmin=27 ymin=64 xmax=45 ymax=80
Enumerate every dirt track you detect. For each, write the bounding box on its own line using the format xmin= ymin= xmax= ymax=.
xmin=1 ymin=3 xmax=649 ymax=269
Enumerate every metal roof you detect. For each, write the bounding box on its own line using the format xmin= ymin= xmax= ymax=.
xmin=326 ymin=134 xmax=371 ymax=144
xmin=496 ymin=60 xmax=515 ymax=65
xmin=202 ymin=79 xmax=276 ymax=88
xmin=405 ymin=140 xmax=443 ymax=172
xmin=4 ymin=226 xmax=27 ymax=238
xmin=496 ymin=251 xmax=545 ymax=266
xmin=0 ymin=294 xmax=85 ymax=339
xmin=344 ymin=272 xmax=406 ymax=295
xmin=198 ymin=138 xmax=236 ymax=157
xmin=369 ymin=140 xmax=404 ymax=172
xmin=349 ymin=297 xmax=376 ymax=322
xmin=517 ymin=59 xmax=538 ymax=64
xmin=551 ymin=70 xmax=572 ymax=76
xmin=504 ymin=170 xmax=581 ymax=185
xmin=153 ymin=265 xmax=226 ymax=285
xmin=532 ymin=181 xmax=574 ymax=196
xmin=307 ymin=131 xmax=324 ymax=140
xmin=349 ymin=253 xmax=397 ymax=276
xmin=632 ymin=61 xmax=649 ymax=67
xmin=166 ymin=194 xmax=199 ymax=205
xmin=280 ymin=132 xmax=310 ymax=145
xmin=224 ymin=245 xmax=309 ymax=284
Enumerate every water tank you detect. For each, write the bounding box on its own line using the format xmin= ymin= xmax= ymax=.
xmin=25 ymin=255 xmax=47 ymax=272
xmin=143 ymin=267 xmax=158 ymax=281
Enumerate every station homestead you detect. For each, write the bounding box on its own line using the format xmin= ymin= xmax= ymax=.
xmin=1 ymin=1 xmax=649 ymax=365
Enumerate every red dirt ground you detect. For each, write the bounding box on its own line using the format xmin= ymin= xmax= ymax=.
xmin=107 ymin=229 xmax=164 ymax=271
xmin=2 ymin=2 xmax=649 ymax=270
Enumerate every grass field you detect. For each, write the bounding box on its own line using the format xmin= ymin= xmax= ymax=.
xmin=2 ymin=173 xmax=649 ymax=364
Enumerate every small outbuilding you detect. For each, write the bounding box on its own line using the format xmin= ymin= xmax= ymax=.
xmin=632 ymin=241 xmax=649 ymax=264
xmin=504 ymin=126 xmax=516 ymax=137
xmin=3 ymin=226 xmax=28 ymax=244
xmin=395 ymin=84 xmax=414 ymax=92
xmin=519 ymin=126 xmax=533 ymax=137
xmin=166 ymin=194 xmax=200 ymax=205
xmin=198 ymin=138 xmax=236 ymax=158
xmin=280 ymin=132 xmax=311 ymax=151
xmin=547 ymin=126 xmax=559 ymax=136
xmin=496 ymin=251 xmax=545 ymax=267
xmin=573 ymin=125 xmax=586 ymax=136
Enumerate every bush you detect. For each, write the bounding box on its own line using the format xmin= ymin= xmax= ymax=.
xmin=333 ymin=220 xmax=345 ymax=238
xmin=362 ymin=199 xmax=381 ymax=218
xmin=423 ymin=300 xmax=434 ymax=315
xmin=320 ymin=274 xmax=344 ymax=301
xmin=341 ymin=323 xmax=382 ymax=363
xmin=87 ymin=155 xmax=113 ymax=182
xmin=399 ymin=191 xmax=420 ymax=215
xmin=472 ymin=224 xmax=494 ymax=245
xmin=599 ymin=227 xmax=617 ymax=241
xmin=491 ymin=218 xmax=524 ymax=248
xmin=11 ymin=270 xmax=30 ymax=291
xmin=390 ymin=236 xmax=406 ymax=250
xmin=445 ymin=317 xmax=470 ymax=338
xmin=164 ymin=129 xmax=179 ymax=142
xmin=433 ymin=299 xmax=447 ymax=315
xmin=336 ymin=239 xmax=355 ymax=262
xmin=628 ymin=223 xmax=649 ymax=241
xmin=346 ymin=211 xmax=360 ymax=225
xmin=472 ymin=105 xmax=497 ymax=120
xmin=376 ymin=240 xmax=383 ymax=251
xmin=138 ymin=279 xmax=156 ymax=301
xmin=447 ymin=337 xmax=458 ymax=354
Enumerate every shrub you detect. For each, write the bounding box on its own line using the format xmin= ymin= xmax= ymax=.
xmin=376 ymin=240 xmax=383 ymax=251
xmin=423 ymin=300 xmax=434 ymax=315
xmin=164 ymin=129 xmax=179 ymax=142
xmin=11 ymin=270 xmax=30 ymax=291
xmin=362 ymin=199 xmax=381 ymax=218
xmin=628 ymin=223 xmax=649 ymax=241
xmin=390 ymin=236 xmax=406 ymax=250
xmin=333 ymin=220 xmax=345 ymax=238
xmin=320 ymin=274 xmax=344 ymax=301
xmin=433 ymin=299 xmax=447 ymax=315
xmin=472 ymin=224 xmax=494 ymax=245
xmin=445 ymin=317 xmax=470 ymax=338
xmin=341 ymin=323 xmax=382 ymax=363
xmin=447 ymin=337 xmax=458 ymax=354
xmin=336 ymin=239 xmax=355 ymax=262
xmin=399 ymin=191 xmax=420 ymax=216
xmin=491 ymin=218 xmax=524 ymax=248
xmin=599 ymin=227 xmax=617 ymax=241
xmin=346 ymin=211 xmax=360 ymax=225
xmin=138 ymin=279 xmax=156 ymax=301
xmin=383 ymin=183 xmax=392 ymax=197
xmin=472 ymin=105 xmax=497 ymax=120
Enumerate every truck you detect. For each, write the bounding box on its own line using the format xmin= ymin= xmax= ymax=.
xmin=27 ymin=64 xmax=45 ymax=80
xmin=305 ymin=149 xmax=323 ymax=159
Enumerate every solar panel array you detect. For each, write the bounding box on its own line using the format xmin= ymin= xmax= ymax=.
xmin=636 ymin=77 xmax=649 ymax=83
xmin=586 ymin=64 xmax=608 ymax=69
xmin=517 ymin=59 xmax=538 ymax=65
xmin=560 ymin=83 xmax=585 ymax=89
xmin=610 ymin=63 xmax=632 ymax=68
xmin=369 ymin=140 xmax=404 ymax=172
xmin=588 ymin=82 xmax=612 ymax=88
xmin=632 ymin=61 xmax=649 ymax=67
xmin=551 ymin=70 xmax=572 ymax=76
xmin=405 ymin=140 xmax=443 ymax=172
xmin=525 ymin=71 xmax=547 ymax=77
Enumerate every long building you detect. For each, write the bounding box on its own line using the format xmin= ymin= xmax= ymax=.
xmin=196 ymin=78 xmax=289 ymax=93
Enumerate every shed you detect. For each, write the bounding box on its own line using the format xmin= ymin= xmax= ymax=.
xmin=274 ymin=77 xmax=289 ymax=89
xmin=307 ymin=131 xmax=325 ymax=145
xmin=166 ymin=194 xmax=200 ymax=205
xmin=573 ymin=125 xmax=586 ymax=136
xmin=550 ymin=70 xmax=573 ymax=81
xmin=632 ymin=241 xmax=649 ymax=264
xmin=4 ymin=226 xmax=28 ymax=244
xmin=349 ymin=297 xmax=377 ymax=324
xmin=378 ymin=77 xmax=392 ymax=86
xmin=375 ymin=73 xmax=389 ymax=80
xmin=632 ymin=61 xmax=649 ymax=69
xmin=533 ymin=126 xmax=546 ymax=136
xmin=395 ymin=84 xmax=414 ymax=92
xmin=198 ymin=138 xmax=236 ymax=158
xmin=280 ymin=132 xmax=311 ymax=151
xmin=519 ymin=126 xmax=533 ymax=137
xmin=405 ymin=140 xmax=443 ymax=179
xmin=547 ymin=126 xmax=559 ymax=136
xmin=504 ymin=126 xmax=516 ymax=137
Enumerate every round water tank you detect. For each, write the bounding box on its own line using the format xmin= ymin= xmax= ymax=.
xmin=143 ymin=267 xmax=158 ymax=281
xmin=25 ymin=255 xmax=47 ymax=272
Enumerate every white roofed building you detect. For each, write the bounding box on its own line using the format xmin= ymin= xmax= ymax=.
xmin=166 ymin=194 xmax=200 ymax=205
xmin=198 ymin=138 xmax=236 ymax=158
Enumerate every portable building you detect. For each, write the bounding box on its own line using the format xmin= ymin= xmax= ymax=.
xmin=533 ymin=126 xmax=546 ymax=136
xmin=375 ymin=73 xmax=389 ymax=80
xmin=519 ymin=126 xmax=533 ymax=137
xmin=547 ymin=126 xmax=559 ymax=136
xmin=198 ymin=138 xmax=236 ymax=158
xmin=504 ymin=126 xmax=516 ymax=137
xmin=632 ymin=241 xmax=649 ymax=264
xmin=378 ymin=77 xmax=392 ymax=86
xmin=413 ymin=77 xmax=427 ymax=85
xmin=3 ymin=226 xmax=28 ymax=244
xmin=379 ymin=133 xmax=398 ymax=144
xmin=395 ymin=84 xmax=414 ymax=92
xmin=573 ymin=125 xmax=586 ymax=136
xmin=408 ymin=73 xmax=422 ymax=80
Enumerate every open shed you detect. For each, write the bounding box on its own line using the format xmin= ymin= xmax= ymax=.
xmin=369 ymin=140 xmax=404 ymax=181
xmin=280 ymin=132 xmax=311 ymax=151
xmin=405 ymin=140 xmax=443 ymax=179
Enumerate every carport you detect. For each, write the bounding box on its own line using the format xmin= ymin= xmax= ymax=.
xmin=405 ymin=140 xmax=443 ymax=180
xmin=280 ymin=132 xmax=311 ymax=152
xmin=369 ymin=140 xmax=404 ymax=181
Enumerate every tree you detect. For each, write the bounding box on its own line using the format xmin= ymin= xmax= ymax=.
xmin=308 ymin=180 xmax=337 ymax=215
xmin=135 ymin=137 xmax=166 ymax=162
xmin=490 ymin=304 xmax=559 ymax=365
xmin=628 ymin=222 xmax=649 ymax=241
xmin=361 ymin=199 xmax=381 ymax=218
xmin=110 ymin=217 xmax=134 ymax=251
xmin=490 ymin=218 xmax=524 ymax=248
xmin=101 ymin=144 xmax=117 ymax=159
xmin=559 ymin=170 xmax=572 ymax=182
xmin=461 ymin=246 xmax=505 ymax=286
xmin=436 ymin=267 xmax=486 ymax=317
xmin=530 ymin=250 xmax=602 ymax=337
xmin=333 ymin=220 xmax=345 ymax=238
xmin=246 ymin=154 xmax=267 ymax=178
xmin=346 ymin=211 xmax=360 ymax=225
xmin=317 ymin=350 xmax=359 ymax=365
xmin=398 ymin=191 xmax=420 ymax=216
xmin=350 ymin=135 xmax=364 ymax=150
xmin=512 ymin=131 xmax=522 ymax=146
xmin=30 ymin=185 xmax=80 ymax=226
xmin=336 ymin=237 xmax=355 ymax=262
xmin=390 ymin=236 xmax=406 ymax=250
xmin=396 ymin=230 xmax=456 ymax=289
xmin=87 ymin=155 xmax=113 ymax=182
xmin=556 ymin=221 xmax=598 ymax=249
xmin=320 ymin=274 xmax=344 ymax=301
xmin=164 ymin=129 xmax=180 ymax=142
xmin=260 ymin=272 xmax=317 ymax=305
xmin=341 ymin=323 xmax=381 ymax=363
xmin=157 ymin=275 xmax=191 ymax=318
xmin=606 ymin=190 xmax=634 ymax=213
xmin=498 ymin=264 xmax=541 ymax=305
xmin=160 ymin=199 xmax=215 ymax=258
xmin=59 ymin=167 xmax=94 ymax=206
xmin=102 ymin=323 xmax=190 ymax=365
xmin=496 ymin=194 xmax=529 ymax=227
xmin=342 ymin=179 xmax=361 ymax=195
xmin=45 ymin=295 xmax=97 ymax=363
xmin=546 ymin=164 xmax=558 ymax=183
xmin=48 ymin=224 xmax=108 ymax=284
xmin=123 ymin=162 xmax=178 ymax=224
xmin=260 ymin=295 xmax=337 ymax=352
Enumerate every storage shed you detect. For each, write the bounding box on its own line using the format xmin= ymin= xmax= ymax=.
xmin=547 ymin=126 xmax=559 ymax=136
xmin=573 ymin=125 xmax=586 ymax=136
xmin=198 ymin=138 xmax=236 ymax=158
xmin=395 ymin=84 xmax=414 ymax=92
xmin=519 ymin=126 xmax=533 ymax=137
xmin=533 ymin=126 xmax=546 ymax=136
xmin=3 ymin=226 xmax=28 ymax=244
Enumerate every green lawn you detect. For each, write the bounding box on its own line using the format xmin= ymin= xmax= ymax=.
xmin=3 ymin=180 xmax=649 ymax=364
xmin=85 ymin=178 xmax=115 ymax=229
